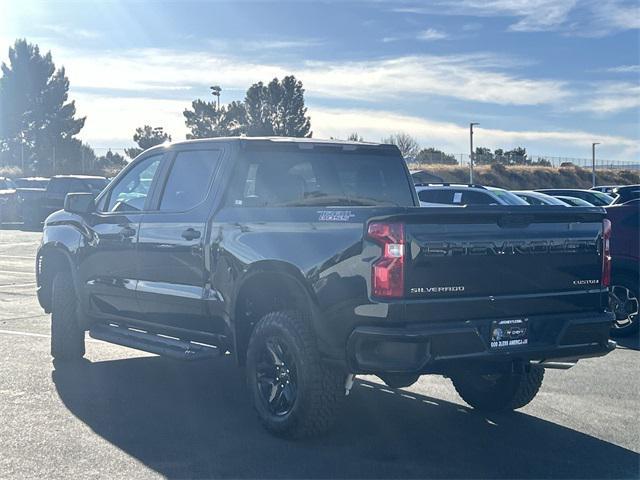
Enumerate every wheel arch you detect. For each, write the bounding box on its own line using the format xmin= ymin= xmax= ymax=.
xmin=36 ymin=244 xmax=77 ymax=313
xmin=231 ymin=261 xmax=317 ymax=365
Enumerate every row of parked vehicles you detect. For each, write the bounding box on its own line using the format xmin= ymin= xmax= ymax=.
xmin=0 ymin=175 xmax=109 ymax=226
xmin=30 ymin=138 xmax=636 ymax=438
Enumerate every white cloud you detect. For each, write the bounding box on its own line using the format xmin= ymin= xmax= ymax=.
xmin=73 ymin=94 xmax=190 ymax=148
xmin=41 ymin=25 xmax=101 ymax=40
xmin=308 ymin=106 xmax=639 ymax=159
xmin=392 ymin=0 xmax=639 ymax=36
xmin=604 ymin=65 xmax=640 ymax=74
xmin=571 ymin=82 xmax=640 ymax=114
xmin=417 ymin=28 xmax=449 ymax=40
xmin=55 ymin=47 xmax=568 ymax=107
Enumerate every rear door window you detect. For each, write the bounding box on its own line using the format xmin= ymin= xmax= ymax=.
xmin=158 ymin=150 xmax=221 ymax=211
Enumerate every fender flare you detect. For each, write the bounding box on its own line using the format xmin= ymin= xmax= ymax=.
xmin=230 ymin=261 xmax=319 ymax=362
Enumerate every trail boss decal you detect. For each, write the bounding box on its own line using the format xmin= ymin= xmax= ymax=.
xmin=317 ymin=210 xmax=356 ymax=222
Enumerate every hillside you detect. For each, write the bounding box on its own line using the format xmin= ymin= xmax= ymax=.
xmin=408 ymin=163 xmax=640 ymax=190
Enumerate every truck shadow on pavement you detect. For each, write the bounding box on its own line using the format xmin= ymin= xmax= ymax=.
xmin=52 ymin=356 xmax=638 ymax=479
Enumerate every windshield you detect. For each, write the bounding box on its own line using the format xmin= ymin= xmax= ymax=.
xmin=488 ymin=188 xmax=529 ymax=205
xmin=226 ymin=149 xmax=415 ymax=207
xmin=589 ymin=191 xmax=615 ymax=206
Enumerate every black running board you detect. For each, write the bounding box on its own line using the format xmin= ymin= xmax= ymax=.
xmin=89 ymin=324 xmax=221 ymax=361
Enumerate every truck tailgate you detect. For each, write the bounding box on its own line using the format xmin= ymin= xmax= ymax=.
xmin=374 ymin=206 xmax=607 ymax=321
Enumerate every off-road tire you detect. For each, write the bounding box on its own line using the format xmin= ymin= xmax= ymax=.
xmin=51 ymin=271 xmax=85 ymax=361
xmin=246 ymin=311 xmax=345 ymax=438
xmin=452 ymin=365 xmax=544 ymax=412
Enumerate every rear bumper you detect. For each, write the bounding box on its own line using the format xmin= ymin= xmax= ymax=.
xmin=346 ymin=311 xmax=615 ymax=374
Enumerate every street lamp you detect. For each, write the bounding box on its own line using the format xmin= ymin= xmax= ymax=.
xmin=592 ymin=142 xmax=600 ymax=188
xmin=469 ymin=122 xmax=479 ymax=184
xmin=210 ymin=85 xmax=221 ymax=110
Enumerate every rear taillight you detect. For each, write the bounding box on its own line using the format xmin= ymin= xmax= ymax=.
xmin=602 ymin=219 xmax=612 ymax=288
xmin=368 ymin=222 xmax=404 ymax=298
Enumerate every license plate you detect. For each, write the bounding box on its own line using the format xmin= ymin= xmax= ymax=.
xmin=490 ymin=318 xmax=529 ymax=349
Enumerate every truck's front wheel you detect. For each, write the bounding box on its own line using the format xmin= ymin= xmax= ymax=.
xmin=51 ymin=271 xmax=85 ymax=361
xmin=451 ymin=365 xmax=544 ymax=412
xmin=246 ymin=311 xmax=345 ymax=438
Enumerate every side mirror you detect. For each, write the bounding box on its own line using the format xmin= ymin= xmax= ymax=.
xmin=64 ymin=193 xmax=95 ymax=214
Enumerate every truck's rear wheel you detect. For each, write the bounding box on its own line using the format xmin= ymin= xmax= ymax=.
xmin=51 ymin=271 xmax=85 ymax=361
xmin=452 ymin=365 xmax=544 ymax=412
xmin=609 ymin=274 xmax=639 ymax=337
xmin=246 ymin=311 xmax=345 ymax=438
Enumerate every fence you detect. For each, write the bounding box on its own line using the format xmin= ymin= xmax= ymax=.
xmin=410 ymin=152 xmax=640 ymax=171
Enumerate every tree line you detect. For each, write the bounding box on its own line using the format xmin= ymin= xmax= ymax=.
xmin=0 ymin=38 xmax=542 ymax=177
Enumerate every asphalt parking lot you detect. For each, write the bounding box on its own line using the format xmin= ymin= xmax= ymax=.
xmin=0 ymin=226 xmax=638 ymax=479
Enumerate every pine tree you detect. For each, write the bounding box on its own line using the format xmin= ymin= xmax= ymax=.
xmin=244 ymin=76 xmax=311 ymax=137
xmin=0 ymin=39 xmax=86 ymax=174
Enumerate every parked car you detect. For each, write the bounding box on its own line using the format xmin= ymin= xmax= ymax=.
xmin=555 ymin=196 xmax=597 ymax=207
xmin=416 ymin=183 xmax=529 ymax=206
xmin=22 ymin=175 xmax=108 ymax=226
xmin=536 ymin=189 xmax=614 ymax=206
xmin=591 ymin=185 xmax=617 ymax=195
xmin=0 ymin=177 xmax=20 ymax=223
xmin=606 ymin=200 xmax=639 ymax=336
xmin=37 ymin=137 xmax=614 ymax=438
xmin=512 ymin=190 xmax=569 ymax=206
xmin=14 ymin=177 xmax=50 ymax=188
xmin=610 ymin=185 xmax=640 ymax=205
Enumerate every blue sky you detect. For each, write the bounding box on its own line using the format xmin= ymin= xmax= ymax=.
xmin=1 ymin=0 xmax=639 ymax=160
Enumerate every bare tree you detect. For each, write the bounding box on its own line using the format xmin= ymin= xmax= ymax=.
xmin=381 ymin=132 xmax=420 ymax=160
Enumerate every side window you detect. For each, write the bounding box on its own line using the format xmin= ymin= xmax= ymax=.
xmin=418 ymin=189 xmax=454 ymax=204
xmin=158 ymin=150 xmax=220 ymax=211
xmin=461 ymin=190 xmax=496 ymax=205
xmin=101 ymin=155 xmax=163 ymax=213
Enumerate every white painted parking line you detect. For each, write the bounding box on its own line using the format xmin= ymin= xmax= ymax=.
xmin=0 ymin=328 xmax=102 ymax=343
xmin=0 ymin=242 xmax=40 ymax=246
xmin=0 ymin=270 xmax=35 ymax=275
xmin=0 ymin=329 xmax=50 ymax=339
xmin=0 ymin=282 xmax=37 ymax=288
xmin=1 ymin=255 xmax=35 ymax=260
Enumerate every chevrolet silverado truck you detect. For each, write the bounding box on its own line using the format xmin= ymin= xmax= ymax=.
xmin=36 ymin=137 xmax=615 ymax=438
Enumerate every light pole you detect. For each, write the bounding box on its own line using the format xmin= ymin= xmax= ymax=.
xmin=469 ymin=122 xmax=479 ymax=184
xmin=210 ymin=85 xmax=221 ymax=109
xmin=592 ymin=142 xmax=600 ymax=188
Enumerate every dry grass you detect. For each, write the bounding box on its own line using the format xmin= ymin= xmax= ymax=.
xmin=408 ymin=163 xmax=640 ymax=190
xmin=0 ymin=166 xmax=23 ymax=178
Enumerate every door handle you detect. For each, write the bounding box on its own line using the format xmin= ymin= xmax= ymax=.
xmin=181 ymin=228 xmax=201 ymax=241
xmin=120 ymin=226 xmax=136 ymax=238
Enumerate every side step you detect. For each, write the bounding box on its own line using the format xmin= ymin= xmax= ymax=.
xmin=89 ymin=324 xmax=221 ymax=361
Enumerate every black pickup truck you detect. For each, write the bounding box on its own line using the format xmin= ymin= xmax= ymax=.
xmin=37 ymin=138 xmax=615 ymax=437
xmin=21 ymin=175 xmax=108 ymax=226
